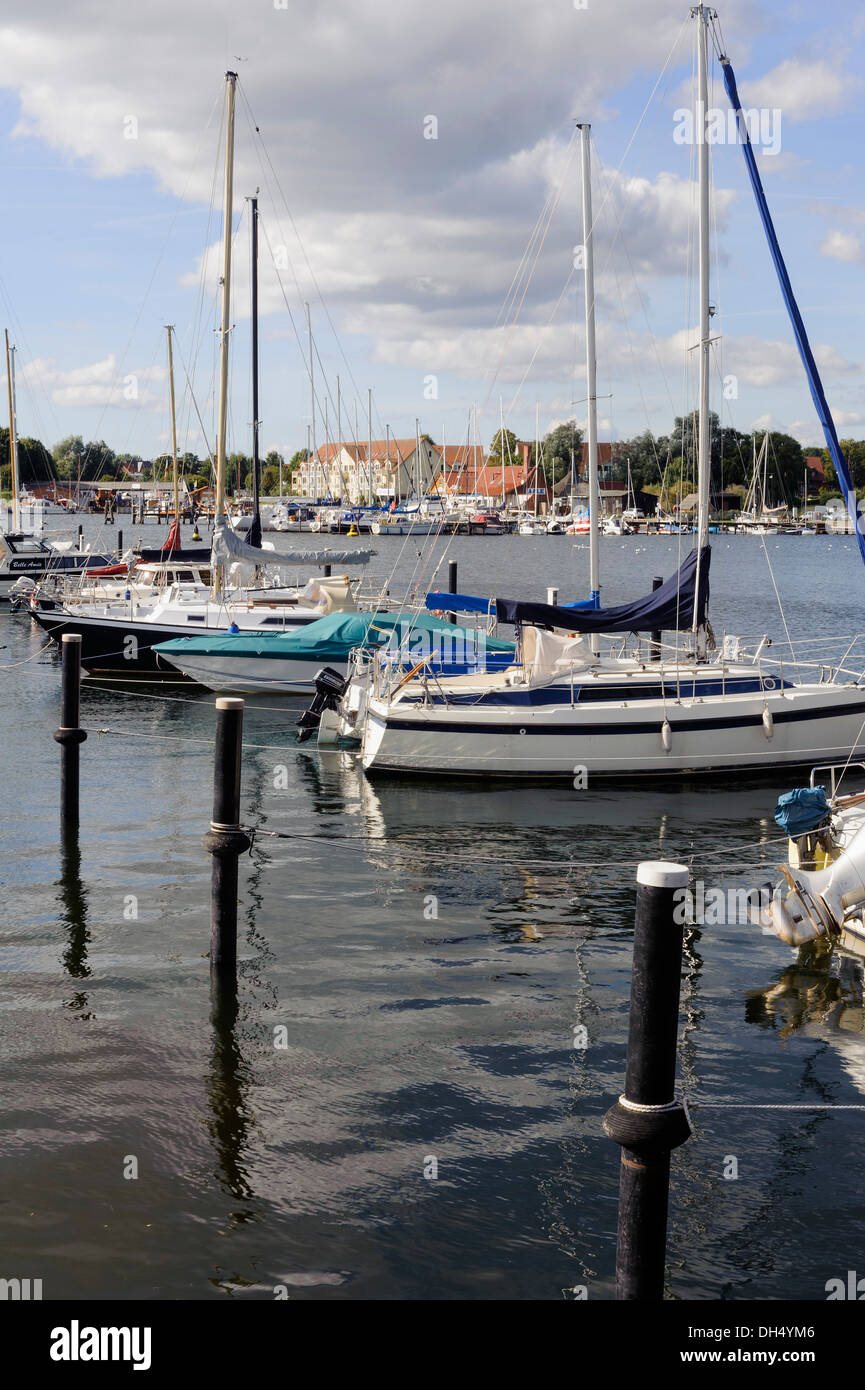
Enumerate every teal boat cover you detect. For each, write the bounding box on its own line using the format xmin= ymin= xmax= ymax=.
xmin=154 ymin=610 xmax=514 ymax=663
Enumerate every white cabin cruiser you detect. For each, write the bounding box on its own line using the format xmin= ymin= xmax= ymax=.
xmin=0 ymin=531 xmax=114 ymax=607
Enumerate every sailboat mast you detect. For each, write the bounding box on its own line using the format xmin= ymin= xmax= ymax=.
xmin=307 ymin=303 xmax=317 ymax=501
xmin=535 ymin=401 xmax=540 ymax=518
xmin=214 ymin=71 xmax=237 ymax=526
xmin=4 ymin=329 xmax=20 ymax=531
xmin=336 ymin=374 xmax=341 ymax=499
xmin=500 ymin=396 xmax=506 ymax=510
xmin=248 ymin=193 xmax=262 ymax=547
xmin=578 ymin=123 xmax=600 ymax=605
xmin=166 ymin=325 xmax=179 ymax=533
xmin=693 ymin=5 xmax=712 ymax=634
xmin=368 ymin=388 xmax=373 ymax=506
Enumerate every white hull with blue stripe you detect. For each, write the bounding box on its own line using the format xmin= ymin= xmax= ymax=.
xmin=359 ymin=659 xmax=865 ymax=778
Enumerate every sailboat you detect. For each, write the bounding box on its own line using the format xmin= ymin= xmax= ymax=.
xmin=332 ymin=7 xmax=865 ymax=779
xmin=1 ymin=329 xmax=114 ymax=604
xmin=29 ymin=74 xmax=374 ymax=671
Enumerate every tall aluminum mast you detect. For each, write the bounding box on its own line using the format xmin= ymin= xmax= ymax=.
xmin=214 ymin=71 xmax=237 ymax=526
xmin=578 ymin=123 xmax=600 ymax=608
xmin=693 ymin=5 xmax=713 ymax=644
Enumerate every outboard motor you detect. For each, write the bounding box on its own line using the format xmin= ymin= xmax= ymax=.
xmin=296 ymin=666 xmax=348 ymax=743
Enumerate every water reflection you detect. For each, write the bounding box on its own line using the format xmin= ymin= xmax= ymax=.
xmin=746 ymin=945 xmax=864 ymax=1037
xmin=57 ymin=826 xmax=92 ymax=1017
xmin=207 ymin=972 xmax=257 ymax=1214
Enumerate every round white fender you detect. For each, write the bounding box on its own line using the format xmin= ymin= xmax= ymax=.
xmin=661 ymin=719 xmax=672 ymax=752
xmin=762 ymin=707 xmax=774 ymax=739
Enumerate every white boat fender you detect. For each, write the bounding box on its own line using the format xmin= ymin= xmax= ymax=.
xmin=762 ymin=707 xmax=774 ymax=739
xmin=661 ymin=719 xmax=672 ymax=752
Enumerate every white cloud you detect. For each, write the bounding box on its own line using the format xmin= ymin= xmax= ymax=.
xmin=16 ymin=354 xmax=166 ymax=410
xmin=739 ymin=58 xmax=861 ymax=121
xmin=820 ymin=229 xmax=865 ymax=264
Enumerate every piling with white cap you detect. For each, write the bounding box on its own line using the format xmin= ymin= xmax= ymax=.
xmin=203 ymin=698 xmax=250 ymax=973
xmin=603 ymin=860 xmax=693 ymax=1300
xmin=53 ymin=633 xmax=87 ymax=828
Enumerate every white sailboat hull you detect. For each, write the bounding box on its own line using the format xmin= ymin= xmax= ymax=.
xmin=157 ymin=650 xmax=340 ymax=694
xmin=361 ymin=681 xmax=865 ymax=778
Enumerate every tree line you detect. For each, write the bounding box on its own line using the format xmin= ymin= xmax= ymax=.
xmin=0 ymin=420 xmax=855 ymax=507
xmin=0 ymin=430 xmax=312 ymax=497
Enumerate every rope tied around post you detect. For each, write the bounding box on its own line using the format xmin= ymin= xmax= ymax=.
xmin=604 ymin=1095 xmax=693 ymax=1156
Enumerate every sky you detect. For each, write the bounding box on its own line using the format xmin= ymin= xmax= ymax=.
xmin=0 ymin=0 xmax=864 ymax=467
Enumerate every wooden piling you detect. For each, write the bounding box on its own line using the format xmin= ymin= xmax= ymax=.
xmin=203 ymin=698 xmax=250 ymax=973
xmin=53 ymin=634 xmax=87 ymax=828
xmin=603 ymin=861 xmax=692 ymax=1300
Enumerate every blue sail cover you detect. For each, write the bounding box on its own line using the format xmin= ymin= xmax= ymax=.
xmin=495 ymin=546 xmax=710 ymax=634
xmin=425 ymin=592 xmax=495 ymax=614
xmin=721 ymin=57 xmax=865 ymax=566
xmin=425 ymin=591 xmax=600 ymax=614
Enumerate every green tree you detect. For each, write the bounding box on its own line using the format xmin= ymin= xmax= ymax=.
xmin=260 ymin=464 xmax=280 ymax=495
xmin=227 ymin=452 xmax=252 ymax=493
xmin=52 ymin=434 xmax=86 ymax=480
xmin=0 ymin=428 xmax=56 ymax=484
xmin=487 ymin=428 xmax=523 ymax=472
xmin=540 ymin=420 xmax=584 ymax=485
xmin=754 ymin=431 xmax=804 ymax=506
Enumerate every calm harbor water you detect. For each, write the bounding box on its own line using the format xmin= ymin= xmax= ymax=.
xmin=2 ymin=520 xmax=864 ymax=1300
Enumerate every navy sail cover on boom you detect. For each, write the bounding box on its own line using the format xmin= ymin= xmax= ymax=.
xmin=495 ymin=546 xmax=710 ymax=634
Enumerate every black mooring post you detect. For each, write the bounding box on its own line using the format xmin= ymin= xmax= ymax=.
xmin=323 ymin=563 xmax=331 ymax=577
xmin=117 ymin=529 xmax=123 ymax=555
xmin=650 ymin=574 xmax=663 ymax=661
xmin=203 ymin=698 xmax=250 ymax=974
xmin=77 ymin=524 xmax=83 ymax=545
xmin=603 ymin=861 xmax=692 ymax=1301
xmin=448 ymin=559 xmax=458 ymax=624
xmin=53 ymin=633 xmax=87 ymax=828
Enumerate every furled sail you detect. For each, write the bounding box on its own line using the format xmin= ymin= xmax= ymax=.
xmin=211 ymin=522 xmax=374 ymax=567
xmin=495 ymin=546 xmax=710 ymax=634
xmin=721 ymin=54 xmax=865 ymax=565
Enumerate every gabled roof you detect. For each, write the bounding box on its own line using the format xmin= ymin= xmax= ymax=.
xmin=440 ymin=463 xmax=528 ymax=494
xmin=311 ymin=439 xmax=418 ymax=467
